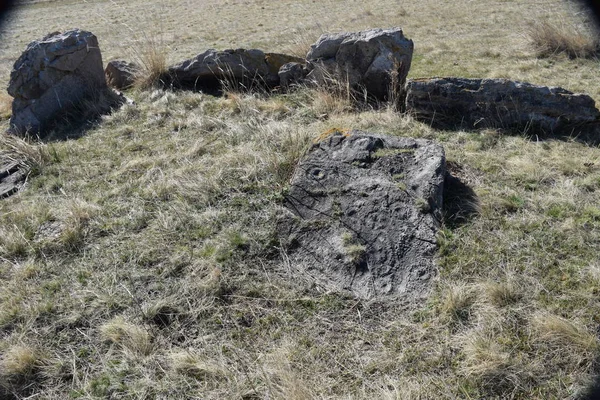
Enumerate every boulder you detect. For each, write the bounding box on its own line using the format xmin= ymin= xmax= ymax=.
xmin=306 ymin=28 xmax=414 ymax=101
xmin=105 ymin=60 xmax=139 ymax=89
xmin=278 ymin=130 xmax=445 ymax=300
xmin=166 ymin=49 xmax=303 ymax=91
xmin=8 ymin=29 xmax=107 ymax=136
xmin=405 ymin=77 xmax=600 ymax=133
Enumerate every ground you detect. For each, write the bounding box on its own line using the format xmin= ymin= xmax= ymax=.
xmin=1 ymin=0 xmax=600 ymax=399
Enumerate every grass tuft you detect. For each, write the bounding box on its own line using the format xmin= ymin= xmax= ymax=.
xmin=481 ymin=279 xmax=522 ymax=308
xmin=284 ymin=24 xmax=326 ymax=58
xmin=170 ymin=350 xmax=228 ymax=380
xmin=0 ymin=91 xmax=11 ymax=120
xmin=133 ymin=36 xmax=168 ymax=89
xmin=526 ymin=20 xmax=599 ymax=59
xmin=0 ymin=345 xmax=40 ymax=379
xmin=0 ymin=133 xmax=49 ymax=172
xmin=100 ymin=316 xmax=154 ymax=357
xmin=533 ymin=314 xmax=599 ymax=354
xmin=439 ymin=283 xmax=476 ymax=324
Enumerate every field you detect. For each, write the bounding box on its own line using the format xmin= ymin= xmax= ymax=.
xmin=1 ymin=0 xmax=600 ymax=398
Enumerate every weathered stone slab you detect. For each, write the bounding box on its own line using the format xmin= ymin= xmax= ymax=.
xmin=8 ymin=29 xmax=107 ymax=136
xmin=0 ymin=160 xmax=27 ymax=198
xmin=406 ymin=77 xmax=600 ymax=133
xmin=278 ymin=130 xmax=445 ymax=300
xmin=166 ymin=49 xmax=303 ymax=91
xmin=306 ymin=28 xmax=414 ymax=101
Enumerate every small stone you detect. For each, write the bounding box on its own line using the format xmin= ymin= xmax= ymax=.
xmin=278 ymin=62 xmax=309 ymax=87
xmin=105 ymin=60 xmax=139 ymax=89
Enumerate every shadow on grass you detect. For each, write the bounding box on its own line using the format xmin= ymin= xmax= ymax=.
xmin=7 ymin=89 xmax=127 ymax=143
xmin=443 ymin=161 xmax=480 ymax=228
xmin=413 ymin=109 xmax=600 ymax=147
xmin=579 ymin=375 xmax=600 ymax=400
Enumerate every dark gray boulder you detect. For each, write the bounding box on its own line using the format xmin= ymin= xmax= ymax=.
xmin=166 ymin=49 xmax=303 ymax=91
xmin=278 ymin=130 xmax=445 ymax=300
xmin=306 ymin=28 xmax=414 ymax=101
xmin=405 ymin=77 xmax=600 ymax=133
xmin=105 ymin=60 xmax=139 ymax=89
xmin=8 ymin=29 xmax=107 ymax=136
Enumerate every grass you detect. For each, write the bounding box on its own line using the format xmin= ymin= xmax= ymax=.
xmin=0 ymin=133 xmax=48 ymax=170
xmin=1 ymin=0 xmax=600 ymax=398
xmin=526 ymin=20 xmax=599 ymax=59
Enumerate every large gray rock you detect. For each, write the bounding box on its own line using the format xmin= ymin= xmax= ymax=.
xmin=166 ymin=49 xmax=303 ymax=91
xmin=406 ymin=77 xmax=600 ymax=133
xmin=306 ymin=28 xmax=414 ymax=101
xmin=278 ymin=130 xmax=445 ymax=300
xmin=8 ymin=29 xmax=107 ymax=136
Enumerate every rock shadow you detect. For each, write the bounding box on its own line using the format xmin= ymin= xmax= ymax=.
xmin=577 ymin=350 xmax=600 ymax=400
xmin=443 ymin=161 xmax=480 ymax=228
xmin=8 ymin=89 xmax=127 ymax=143
xmin=579 ymin=377 xmax=600 ymax=400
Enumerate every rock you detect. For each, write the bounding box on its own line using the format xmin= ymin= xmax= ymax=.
xmin=105 ymin=60 xmax=139 ymax=89
xmin=405 ymin=77 xmax=600 ymax=133
xmin=264 ymin=53 xmax=305 ymax=86
xmin=166 ymin=49 xmax=303 ymax=91
xmin=0 ymin=160 xmax=28 ymax=198
xmin=278 ymin=130 xmax=445 ymax=300
xmin=306 ymin=28 xmax=414 ymax=101
xmin=8 ymin=29 xmax=107 ymax=136
xmin=278 ymin=62 xmax=309 ymax=87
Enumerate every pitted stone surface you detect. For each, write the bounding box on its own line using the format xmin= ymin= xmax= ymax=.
xmin=278 ymin=130 xmax=445 ymax=300
xmin=406 ymin=77 xmax=600 ymax=133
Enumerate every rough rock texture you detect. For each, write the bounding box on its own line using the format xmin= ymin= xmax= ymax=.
xmin=278 ymin=130 xmax=445 ymax=300
xmin=166 ymin=49 xmax=303 ymax=91
xmin=8 ymin=29 xmax=107 ymax=136
xmin=306 ymin=28 xmax=413 ymax=101
xmin=105 ymin=60 xmax=139 ymax=89
xmin=265 ymin=53 xmax=305 ymax=85
xmin=278 ymin=62 xmax=309 ymax=88
xmin=0 ymin=160 xmax=28 ymax=198
xmin=406 ymin=77 xmax=600 ymax=133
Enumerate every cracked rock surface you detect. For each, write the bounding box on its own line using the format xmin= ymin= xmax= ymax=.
xmin=406 ymin=77 xmax=600 ymax=133
xmin=8 ymin=29 xmax=107 ymax=136
xmin=306 ymin=28 xmax=413 ymax=101
xmin=0 ymin=160 xmax=28 ymax=199
xmin=278 ymin=130 xmax=445 ymax=300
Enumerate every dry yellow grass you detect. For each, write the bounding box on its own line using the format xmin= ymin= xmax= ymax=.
xmin=0 ymin=91 xmax=11 ymax=120
xmin=527 ymin=20 xmax=599 ymax=59
xmin=0 ymin=0 xmax=600 ymax=399
xmin=1 ymin=345 xmax=39 ymax=378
